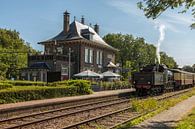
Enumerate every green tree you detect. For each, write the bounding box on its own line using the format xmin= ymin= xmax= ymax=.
xmin=0 ymin=28 xmax=36 ymax=80
xmin=103 ymin=33 xmax=134 ymax=69
xmin=103 ymin=33 xmax=157 ymax=78
xmin=182 ymin=65 xmax=194 ymax=72
xmin=160 ymin=52 xmax=177 ymax=68
xmin=137 ymin=0 xmax=195 ymax=28
xmin=104 ymin=33 xmax=178 ymax=78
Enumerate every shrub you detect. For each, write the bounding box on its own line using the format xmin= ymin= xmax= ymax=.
xmin=49 ymin=81 xmax=68 ymax=86
xmin=131 ymin=98 xmax=157 ymax=113
xmin=100 ymin=81 xmax=131 ymax=90
xmin=0 ymin=83 xmax=13 ymax=90
xmin=50 ymin=80 xmax=90 ymax=87
xmin=0 ymin=84 xmax=92 ymax=104
xmin=0 ymin=80 xmax=92 ymax=104
xmin=49 ymin=80 xmax=92 ymax=94
xmin=2 ymin=80 xmax=46 ymax=86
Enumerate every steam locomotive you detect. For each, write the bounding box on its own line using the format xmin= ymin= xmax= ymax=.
xmin=132 ymin=64 xmax=195 ymax=95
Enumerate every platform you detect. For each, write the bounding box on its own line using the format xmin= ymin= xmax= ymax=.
xmin=0 ymin=88 xmax=134 ymax=113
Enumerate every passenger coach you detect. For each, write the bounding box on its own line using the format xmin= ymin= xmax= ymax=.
xmin=170 ymin=69 xmax=195 ymax=89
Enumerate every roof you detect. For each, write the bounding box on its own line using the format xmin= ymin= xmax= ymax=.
xmin=39 ymin=21 xmax=117 ymax=51
xmin=29 ymin=62 xmax=51 ymax=69
xmin=101 ymin=71 xmax=121 ymax=77
xmin=107 ymin=61 xmax=117 ymax=68
xmin=170 ymin=69 xmax=195 ymax=74
xmin=74 ymin=70 xmax=102 ymax=78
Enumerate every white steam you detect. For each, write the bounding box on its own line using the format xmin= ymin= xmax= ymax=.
xmin=156 ymin=24 xmax=165 ymax=64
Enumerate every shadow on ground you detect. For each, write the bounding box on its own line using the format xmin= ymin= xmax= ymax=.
xmin=131 ymin=120 xmax=179 ymax=129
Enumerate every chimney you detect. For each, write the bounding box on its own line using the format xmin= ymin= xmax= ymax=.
xmin=81 ymin=15 xmax=85 ymax=24
xmin=94 ymin=24 xmax=99 ymax=34
xmin=64 ymin=10 xmax=70 ymax=34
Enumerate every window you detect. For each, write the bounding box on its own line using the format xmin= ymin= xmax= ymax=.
xmin=96 ymin=50 xmax=103 ymax=65
xmin=85 ymin=48 xmax=93 ymax=63
xmin=100 ymin=51 xmax=103 ymax=65
xmin=85 ymin=48 xmax=89 ymax=63
xmin=96 ymin=51 xmax=99 ymax=64
xmin=46 ymin=47 xmax=50 ymax=54
xmin=57 ymin=47 xmax=63 ymax=54
xmin=89 ymin=49 xmax=93 ymax=63
xmin=61 ymin=65 xmax=68 ymax=75
xmin=81 ymin=29 xmax=93 ymax=40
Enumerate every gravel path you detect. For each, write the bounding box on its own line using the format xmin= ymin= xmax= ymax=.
xmin=131 ymin=95 xmax=195 ymax=129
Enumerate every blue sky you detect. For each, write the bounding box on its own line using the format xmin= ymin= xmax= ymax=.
xmin=0 ymin=0 xmax=194 ymax=67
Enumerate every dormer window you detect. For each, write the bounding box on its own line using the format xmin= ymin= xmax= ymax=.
xmin=81 ymin=29 xmax=94 ymax=40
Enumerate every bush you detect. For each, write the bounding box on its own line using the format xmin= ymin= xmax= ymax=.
xmin=0 ymin=83 xmax=13 ymax=90
xmin=50 ymin=80 xmax=92 ymax=94
xmin=131 ymin=98 xmax=157 ymax=113
xmin=0 ymin=80 xmax=92 ymax=104
xmin=0 ymin=86 xmax=76 ymax=103
xmin=0 ymin=85 xmax=92 ymax=104
xmin=100 ymin=81 xmax=131 ymax=90
xmin=2 ymin=80 xmax=46 ymax=86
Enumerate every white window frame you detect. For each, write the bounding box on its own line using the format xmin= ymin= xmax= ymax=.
xmin=96 ymin=50 xmax=103 ymax=65
xmin=89 ymin=49 xmax=93 ymax=63
xmin=96 ymin=51 xmax=99 ymax=64
xmin=85 ymin=48 xmax=89 ymax=63
xmin=100 ymin=51 xmax=103 ymax=65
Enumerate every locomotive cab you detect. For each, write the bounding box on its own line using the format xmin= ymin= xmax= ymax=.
xmin=132 ymin=64 xmax=173 ymax=95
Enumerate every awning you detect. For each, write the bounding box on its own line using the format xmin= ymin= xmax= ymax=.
xmin=74 ymin=70 xmax=102 ymax=78
xmin=101 ymin=71 xmax=121 ymax=78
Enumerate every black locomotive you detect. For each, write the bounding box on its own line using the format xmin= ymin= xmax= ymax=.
xmin=132 ymin=64 xmax=194 ymax=95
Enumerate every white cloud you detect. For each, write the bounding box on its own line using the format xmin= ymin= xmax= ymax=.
xmin=107 ymin=0 xmax=193 ymax=33
xmin=108 ymin=0 xmax=145 ymax=17
xmin=150 ymin=19 xmax=183 ymax=33
xmin=165 ymin=13 xmax=193 ymax=25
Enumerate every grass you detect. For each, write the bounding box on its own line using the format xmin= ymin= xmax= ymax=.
xmin=176 ymin=107 xmax=195 ymax=129
xmin=117 ymin=88 xmax=195 ymax=129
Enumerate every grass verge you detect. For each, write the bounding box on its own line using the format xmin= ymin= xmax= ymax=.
xmin=117 ymin=88 xmax=195 ymax=129
xmin=175 ymin=107 xmax=195 ymax=129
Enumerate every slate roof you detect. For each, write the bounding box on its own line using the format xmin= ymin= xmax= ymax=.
xmin=39 ymin=21 xmax=117 ymax=51
xmin=29 ymin=62 xmax=51 ymax=69
xmin=170 ymin=69 xmax=195 ymax=74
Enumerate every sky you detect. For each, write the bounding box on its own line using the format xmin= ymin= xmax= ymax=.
xmin=0 ymin=0 xmax=194 ymax=67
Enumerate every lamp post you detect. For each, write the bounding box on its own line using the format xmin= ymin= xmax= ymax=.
xmin=68 ymin=48 xmax=71 ymax=80
xmin=54 ymin=40 xmax=57 ymax=72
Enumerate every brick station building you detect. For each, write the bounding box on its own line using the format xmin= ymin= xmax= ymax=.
xmin=21 ymin=11 xmax=117 ymax=82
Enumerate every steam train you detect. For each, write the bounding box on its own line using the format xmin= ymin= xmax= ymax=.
xmin=132 ymin=64 xmax=195 ymax=95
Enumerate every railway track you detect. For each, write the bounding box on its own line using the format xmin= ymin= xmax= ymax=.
xmin=0 ymin=96 xmax=131 ymax=129
xmin=0 ymin=88 xmax=192 ymax=129
xmin=62 ymin=88 xmax=193 ymax=129
xmin=0 ymin=94 xmax=128 ymax=120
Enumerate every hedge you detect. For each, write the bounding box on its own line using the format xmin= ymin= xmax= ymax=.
xmin=1 ymin=80 xmax=46 ymax=86
xmin=1 ymin=80 xmax=90 ymax=87
xmin=0 ymin=80 xmax=92 ymax=104
xmin=49 ymin=80 xmax=90 ymax=87
xmin=99 ymin=81 xmax=131 ymax=90
xmin=0 ymin=83 xmax=13 ymax=90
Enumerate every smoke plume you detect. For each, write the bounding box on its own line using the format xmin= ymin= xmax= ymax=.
xmin=156 ymin=24 xmax=165 ymax=64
